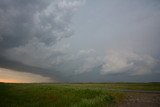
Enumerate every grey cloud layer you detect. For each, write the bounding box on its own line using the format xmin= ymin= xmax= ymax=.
xmin=0 ymin=0 xmax=160 ymax=82
xmin=0 ymin=0 xmax=100 ymax=81
xmin=0 ymin=0 xmax=80 ymax=51
xmin=0 ymin=0 xmax=80 ymax=61
xmin=0 ymin=0 xmax=84 ymax=77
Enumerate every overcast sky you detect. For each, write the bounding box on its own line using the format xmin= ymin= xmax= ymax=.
xmin=0 ymin=0 xmax=160 ymax=83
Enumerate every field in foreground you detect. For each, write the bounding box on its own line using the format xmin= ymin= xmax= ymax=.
xmin=0 ymin=83 xmax=160 ymax=107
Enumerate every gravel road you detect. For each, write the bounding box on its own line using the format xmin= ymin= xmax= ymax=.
xmin=116 ymin=91 xmax=160 ymax=107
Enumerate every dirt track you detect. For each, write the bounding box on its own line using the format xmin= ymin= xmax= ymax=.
xmin=108 ymin=89 xmax=160 ymax=94
xmin=118 ymin=92 xmax=160 ymax=107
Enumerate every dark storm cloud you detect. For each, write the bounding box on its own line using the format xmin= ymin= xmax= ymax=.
xmin=0 ymin=0 xmax=86 ymax=82
xmin=0 ymin=0 xmax=100 ymax=82
xmin=0 ymin=0 xmax=160 ymax=82
xmin=0 ymin=0 xmax=76 ymax=51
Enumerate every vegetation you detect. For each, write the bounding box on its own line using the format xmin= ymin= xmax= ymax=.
xmin=64 ymin=82 xmax=160 ymax=91
xmin=0 ymin=82 xmax=160 ymax=107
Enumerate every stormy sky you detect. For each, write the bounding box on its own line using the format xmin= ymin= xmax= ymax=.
xmin=0 ymin=0 xmax=160 ymax=82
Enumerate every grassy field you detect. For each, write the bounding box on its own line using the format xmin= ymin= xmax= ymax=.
xmin=0 ymin=82 xmax=160 ymax=107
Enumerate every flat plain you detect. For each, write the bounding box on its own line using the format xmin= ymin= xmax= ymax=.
xmin=0 ymin=82 xmax=160 ymax=107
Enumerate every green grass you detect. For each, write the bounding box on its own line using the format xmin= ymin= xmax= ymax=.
xmin=0 ymin=82 xmax=159 ymax=107
xmin=62 ymin=82 xmax=160 ymax=91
